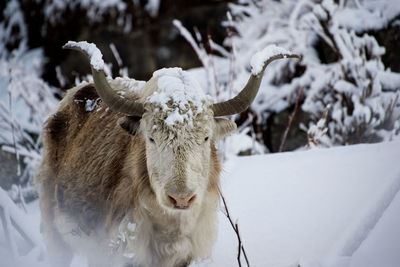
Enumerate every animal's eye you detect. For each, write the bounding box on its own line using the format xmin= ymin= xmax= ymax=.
xmin=149 ymin=137 xmax=155 ymax=143
xmin=204 ymin=136 xmax=209 ymax=142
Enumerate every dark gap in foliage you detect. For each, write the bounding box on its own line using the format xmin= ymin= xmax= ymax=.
xmin=314 ymin=36 xmax=339 ymax=64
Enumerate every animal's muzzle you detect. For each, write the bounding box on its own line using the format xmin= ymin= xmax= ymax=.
xmin=167 ymin=193 xmax=196 ymax=209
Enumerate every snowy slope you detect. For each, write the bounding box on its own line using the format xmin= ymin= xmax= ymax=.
xmin=211 ymin=140 xmax=400 ymax=267
xmin=350 ymin=190 xmax=400 ymax=267
xmin=1 ymin=141 xmax=400 ymax=267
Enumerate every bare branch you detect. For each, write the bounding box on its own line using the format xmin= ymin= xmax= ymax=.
xmin=219 ymin=187 xmax=250 ymax=267
xmin=235 ymin=223 xmax=242 ymax=267
xmin=279 ymin=86 xmax=304 ymax=152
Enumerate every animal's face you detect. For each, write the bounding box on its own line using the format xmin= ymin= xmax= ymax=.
xmin=142 ymin=108 xmax=211 ymax=210
xmin=139 ymin=100 xmax=235 ymax=211
xmin=118 ymin=72 xmax=236 ymax=211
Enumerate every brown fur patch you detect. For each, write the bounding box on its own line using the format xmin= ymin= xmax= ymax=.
xmin=107 ymin=137 xmax=150 ymax=229
xmin=46 ymin=112 xmax=69 ymax=142
xmin=118 ymin=116 xmax=141 ymax=135
xmin=43 ymin=111 xmax=70 ymax=168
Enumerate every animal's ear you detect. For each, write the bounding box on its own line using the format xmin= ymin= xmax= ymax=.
xmin=118 ymin=116 xmax=141 ymax=135
xmin=213 ymin=118 xmax=237 ymax=140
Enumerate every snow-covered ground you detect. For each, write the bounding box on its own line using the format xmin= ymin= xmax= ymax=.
xmin=213 ymin=140 xmax=400 ymax=267
xmin=1 ymin=140 xmax=400 ymax=267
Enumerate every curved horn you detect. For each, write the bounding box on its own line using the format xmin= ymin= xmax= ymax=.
xmin=212 ymin=54 xmax=300 ymax=117
xmin=63 ymin=43 xmax=144 ymax=117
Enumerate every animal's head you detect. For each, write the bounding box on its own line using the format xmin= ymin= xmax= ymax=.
xmin=64 ymin=43 xmax=299 ymax=211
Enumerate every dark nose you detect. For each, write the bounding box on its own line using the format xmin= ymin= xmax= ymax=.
xmin=167 ymin=193 xmax=196 ymax=209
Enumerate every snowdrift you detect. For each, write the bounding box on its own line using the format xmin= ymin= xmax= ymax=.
xmin=212 ymin=140 xmax=400 ymax=267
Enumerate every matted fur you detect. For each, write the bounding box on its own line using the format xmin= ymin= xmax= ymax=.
xmin=36 ymin=77 xmax=231 ymax=267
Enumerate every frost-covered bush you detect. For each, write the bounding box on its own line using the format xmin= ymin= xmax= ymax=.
xmin=0 ymin=49 xmax=59 ymax=182
xmin=37 ymin=0 xmax=161 ymax=34
xmin=300 ymin=0 xmax=400 ymax=146
xmin=40 ymin=0 xmax=132 ymax=34
xmin=182 ymin=0 xmax=400 ymax=149
xmin=0 ymin=0 xmax=27 ymax=53
xmin=234 ymin=0 xmax=400 ymax=147
xmin=43 ymin=0 xmax=127 ymax=22
xmin=0 ymin=0 xmax=59 ymax=191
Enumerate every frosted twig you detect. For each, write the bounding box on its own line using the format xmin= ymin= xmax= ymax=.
xmin=237 ymin=113 xmax=254 ymax=132
xmin=8 ymin=70 xmax=21 ymax=176
xmin=207 ymin=33 xmax=220 ymax=98
xmin=173 ymin=19 xmax=216 ymax=96
xmin=173 ymin=20 xmax=208 ymax=68
xmin=2 ymin=145 xmax=41 ymax=160
xmin=209 ymin=39 xmax=230 ymax=58
xmin=110 ymin=43 xmax=123 ymax=67
xmin=218 ymin=187 xmax=250 ymax=267
xmin=314 ymin=7 xmax=342 ymax=60
xmin=307 ymin=105 xmax=330 ymax=148
xmin=18 ymin=185 xmax=27 ymax=213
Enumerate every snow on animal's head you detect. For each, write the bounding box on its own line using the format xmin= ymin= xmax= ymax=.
xmin=123 ymin=68 xmax=236 ymax=211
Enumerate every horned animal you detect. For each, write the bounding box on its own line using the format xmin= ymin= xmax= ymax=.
xmin=35 ymin=41 xmax=298 ymax=267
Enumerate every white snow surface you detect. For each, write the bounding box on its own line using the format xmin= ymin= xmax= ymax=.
xmin=64 ymin=41 xmax=105 ymax=71
xmin=250 ymin=45 xmax=294 ymax=75
xmin=212 ymin=140 xmax=400 ymax=267
xmin=1 ymin=141 xmax=400 ymax=267
xmin=149 ymin=67 xmax=210 ymax=126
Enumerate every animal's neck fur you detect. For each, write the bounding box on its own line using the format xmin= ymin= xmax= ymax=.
xmin=118 ymin=190 xmax=219 ymax=267
xmin=108 ymin=137 xmax=220 ymax=267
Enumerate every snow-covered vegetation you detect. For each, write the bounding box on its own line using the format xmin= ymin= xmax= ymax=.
xmin=1 ymin=0 xmax=400 ymax=266
xmin=180 ymin=0 xmax=400 ymax=150
xmin=0 ymin=0 xmax=59 ymax=191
